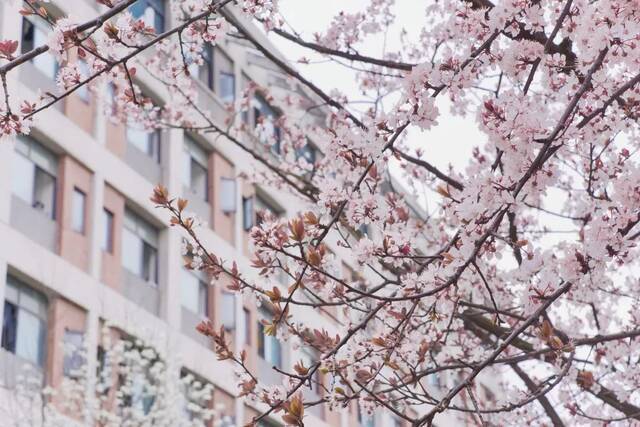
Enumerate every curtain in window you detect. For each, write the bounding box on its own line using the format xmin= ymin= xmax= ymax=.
xmin=16 ymin=309 xmax=45 ymax=366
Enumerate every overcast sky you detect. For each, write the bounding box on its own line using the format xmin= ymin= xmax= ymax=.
xmin=267 ymin=0 xmax=574 ymax=246
xmin=268 ymin=1 xmax=482 ymax=211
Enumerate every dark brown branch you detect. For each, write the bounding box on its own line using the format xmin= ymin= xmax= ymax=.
xmin=510 ymin=363 xmax=565 ymax=427
xmin=268 ymin=26 xmax=414 ymax=71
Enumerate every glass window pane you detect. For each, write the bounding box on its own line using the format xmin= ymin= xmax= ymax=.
xmin=265 ymin=335 xmax=281 ymax=367
xmin=242 ymin=197 xmax=253 ymax=231
xmin=257 ymin=322 xmax=265 ymax=357
xmin=4 ymin=280 xmax=19 ymax=304
xmin=198 ymin=282 xmax=207 ymax=316
xmin=221 ymin=292 xmax=235 ymax=330
xmin=130 ymin=0 xmax=164 ymax=33
xmin=138 ymin=220 xmax=158 ymax=248
xmin=11 ymin=152 xmax=35 ymax=205
xmin=1 ymin=302 xmax=18 ymax=353
xmin=24 ymin=20 xmax=57 ymax=80
xmin=219 ymin=73 xmax=235 ymax=103
xmin=122 ymin=227 xmax=144 ymax=277
xmin=191 ymin=161 xmax=208 ymax=201
xmin=185 ymin=137 xmax=208 ymax=165
xmin=182 ymin=150 xmax=192 ymax=188
xmin=142 ymin=243 xmax=158 ymax=284
xmin=71 ymin=188 xmax=86 ymax=233
xmin=33 ymin=168 xmax=56 ymax=219
xmin=16 ymin=309 xmax=45 ymax=366
xmin=63 ymin=330 xmax=85 ymax=376
xmin=102 ymin=209 xmax=114 ymax=253
xmin=18 ymin=288 xmax=46 ymax=317
xmin=149 ymin=130 xmax=161 ymax=163
xmin=29 ymin=140 xmax=58 ymax=175
xmin=181 ymin=270 xmax=200 ymax=314
xmin=243 ymin=309 xmax=251 ymax=345
xmin=126 ymin=125 xmax=152 ymax=155
xmin=21 ymin=19 xmax=34 ymax=53
xmin=15 ymin=136 xmax=30 ymax=156
xmin=220 ymin=178 xmax=236 ymax=213
xmin=76 ymin=60 xmax=90 ymax=102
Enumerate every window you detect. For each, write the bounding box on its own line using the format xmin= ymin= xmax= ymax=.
xmin=96 ymin=345 xmax=110 ymax=393
xmin=181 ymin=269 xmax=207 ymax=316
xmin=242 ymin=196 xmax=254 ymax=231
xmin=255 ymin=194 xmax=280 ymax=227
xmin=216 ymin=48 xmax=235 ymax=103
xmin=189 ymin=44 xmax=214 ymax=90
xmin=219 ymin=73 xmax=235 ymax=103
xmin=241 ymin=308 xmax=251 ymax=345
xmin=296 ymin=142 xmax=317 ymax=165
xmin=179 ymin=370 xmax=213 ymax=422
xmin=12 ymin=136 xmax=57 ymax=220
xmin=257 ymin=310 xmax=281 ymax=368
xmin=221 ymin=292 xmax=235 ymax=330
xmin=1 ymin=276 xmax=47 ymax=367
xmin=63 ymin=329 xmax=85 ymax=377
xmin=358 ymin=407 xmax=375 ymax=427
xmin=76 ymin=60 xmax=90 ymax=102
xmin=129 ymin=0 xmax=165 ymax=33
xmin=220 ymin=177 xmax=236 ymax=213
xmin=21 ymin=18 xmax=57 ymax=79
xmin=253 ymin=95 xmax=281 ymax=154
xmin=120 ymin=340 xmax=159 ymax=415
xmin=126 ymin=124 xmax=161 ymax=163
xmin=122 ymin=209 xmax=159 ymax=284
xmin=71 ymin=188 xmax=86 ymax=234
xmin=102 ymin=208 xmax=115 ymax=253
xmin=182 ymin=137 xmax=209 ymax=201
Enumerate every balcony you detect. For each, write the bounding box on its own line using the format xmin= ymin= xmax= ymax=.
xmin=0 ymin=349 xmax=44 ymax=390
xmin=180 ymin=307 xmax=211 ymax=348
xmin=125 ymin=142 xmax=162 ymax=184
xmin=122 ymin=269 xmax=160 ymax=315
xmin=10 ymin=195 xmax=57 ymax=252
xmin=182 ymin=186 xmax=211 ymax=224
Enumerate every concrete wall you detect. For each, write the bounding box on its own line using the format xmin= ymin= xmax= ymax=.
xmin=58 ymin=156 xmax=93 ymax=271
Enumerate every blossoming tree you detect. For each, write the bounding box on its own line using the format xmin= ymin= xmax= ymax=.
xmin=1 ymin=326 xmax=217 ymax=427
xmin=2 ymin=0 xmax=640 ymax=425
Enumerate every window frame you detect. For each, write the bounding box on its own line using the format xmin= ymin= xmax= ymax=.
xmin=71 ymin=187 xmax=87 ymax=234
xmin=63 ymin=329 xmax=85 ymax=377
xmin=12 ymin=136 xmax=58 ymax=220
xmin=181 ymin=269 xmax=208 ymax=317
xmin=220 ymin=177 xmax=236 ymax=214
xmin=252 ymin=94 xmax=282 ymax=154
xmin=129 ymin=0 xmax=165 ymax=33
xmin=1 ymin=276 xmax=48 ymax=367
xmin=219 ymin=71 xmax=236 ymax=103
xmin=76 ymin=59 xmax=91 ymax=103
xmin=122 ymin=208 xmax=159 ymax=285
xmin=257 ymin=309 xmax=282 ymax=368
xmin=101 ymin=208 xmax=115 ymax=253
xmin=21 ymin=18 xmax=58 ymax=80
xmin=242 ymin=196 xmax=254 ymax=231
xmin=215 ymin=47 xmax=235 ymax=103
xmin=126 ymin=124 xmax=162 ymax=164
xmin=220 ymin=291 xmax=236 ymax=331
xmin=183 ymin=137 xmax=209 ymax=202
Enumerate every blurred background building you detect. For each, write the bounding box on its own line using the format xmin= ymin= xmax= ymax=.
xmin=0 ymin=1 xmax=496 ymax=426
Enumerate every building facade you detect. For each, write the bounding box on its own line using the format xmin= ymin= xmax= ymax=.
xmin=0 ymin=1 xmax=489 ymax=426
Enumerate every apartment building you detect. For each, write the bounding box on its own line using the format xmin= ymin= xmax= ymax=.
xmin=0 ymin=1 xmax=489 ymax=426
